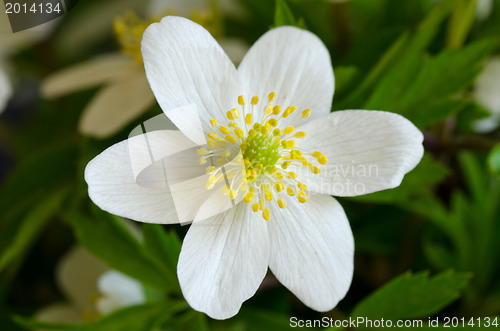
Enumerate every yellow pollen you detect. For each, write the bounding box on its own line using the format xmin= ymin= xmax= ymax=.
xmin=317 ymin=154 xmax=328 ymax=165
xmin=244 ymin=193 xmax=253 ymax=203
xmin=245 ymin=114 xmax=252 ymax=125
xmin=286 ymin=187 xmax=295 ymax=196
xmin=262 ymin=208 xmax=270 ymax=221
xmin=295 ymin=131 xmax=307 ymax=138
xmin=268 ymin=92 xmax=276 ymax=102
xmin=113 ymin=11 xmax=157 ymax=63
xmin=311 ymin=166 xmax=321 ymax=174
xmin=272 ymin=105 xmax=281 ymax=115
xmin=277 ymin=198 xmax=287 ymax=209
xmin=265 ymin=104 xmax=273 ymax=115
xmin=252 ymin=203 xmax=259 ymax=212
xmin=225 ymin=135 xmax=237 ymax=143
xmin=219 ymin=126 xmax=231 ymax=134
xmin=234 ymin=128 xmax=244 ymax=139
xmin=208 ymin=132 xmax=219 ymax=140
xmin=238 ymin=95 xmax=245 ymax=106
xmin=206 ymin=166 xmax=215 ymax=174
xmin=283 ymin=126 xmax=294 ymax=134
xmin=298 ymin=191 xmax=308 ymax=203
xmin=273 ymin=128 xmax=282 ymax=136
xmin=229 ymin=190 xmax=237 ymax=199
xmin=197 ymin=148 xmax=208 ymax=155
xmin=288 ymin=171 xmax=297 ymax=178
xmin=198 ymin=157 xmax=207 ymax=165
xmin=287 ymin=140 xmax=296 ymax=148
xmin=226 ymin=110 xmax=235 ymax=121
xmin=301 ymin=109 xmax=311 ymax=118
xmin=298 ymin=182 xmax=307 ymax=191
xmin=251 ymin=96 xmax=259 ymax=105
xmin=210 ymin=119 xmax=218 ymax=127
xmin=281 ymin=161 xmax=291 ymax=169
xmin=274 ymin=182 xmax=284 ymax=192
xmin=268 ymin=118 xmax=278 ymax=127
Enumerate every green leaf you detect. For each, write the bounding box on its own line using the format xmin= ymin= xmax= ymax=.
xmin=488 ymin=144 xmax=500 ymax=177
xmin=365 ymin=39 xmax=497 ymax=128
xmin=142 ymin=224 xmax=182 ymax=287
xmin=337 ymin=0 xmax=455 ymax=109
xmin=332 ymin=66 xmax=360 ymax=99
xmin=351 ymin=270 xmax=471 ymax=319
xmin=0 ymin=189 xmax=66 ymax=273
xmin=13 ymin=302 xmax=187 ymax=331
xmin=67 ymin=211 xmax=177 ymax=292
xmin=274 ymin=0 xmax=296 ymax=27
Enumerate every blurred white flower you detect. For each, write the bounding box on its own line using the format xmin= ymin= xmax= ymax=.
xmin=473 ymin=56 xmax=500 ymax=132
xmin=0 ymin=11 xmax=55 ymax=113
xmin=41 ymin=0 xmax=248 ymax=139
xmin=476 ymin=0 xmax=493 ymax=21
xmin=85 ymin=17 xmax=424 ymax=319
xmin=0 ymin=65 xmax=12 ymax=114
xmin=35 ymin=246 xmax=145 ymax=324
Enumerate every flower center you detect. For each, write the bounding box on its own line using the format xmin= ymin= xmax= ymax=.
xmin=200 ymin=93 xmax=327 ymax=221
xmin=114 ymin=10 xmax=218 ymax=64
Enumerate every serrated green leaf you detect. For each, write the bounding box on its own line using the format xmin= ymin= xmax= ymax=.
xmin=488 ymin=144 xmax=500 ymax=177
xmin=351 ymin=270 xmax=471 ymax=319
xmin=67 ymin=211 xmax=177 ymax=292
xmin=365 ymin=39 xmax=497 ymax=128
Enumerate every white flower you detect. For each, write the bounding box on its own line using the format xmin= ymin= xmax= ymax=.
xmin=476 ymin=0 xmax=493 ymax=21
xmin=35 ymin=246 xmax=145 ymax=324
xmin=0 ymin=65 xmax=12 ymax=114
xmin=85 ymin=17 xmax=423 ymax=319
xmin=0 ymin=11 xmax=55 ymax=114
xmin=473 ymin=56 xmax=500 ymax=132
xmin=41 ymin=0 xmax=248 ymax=139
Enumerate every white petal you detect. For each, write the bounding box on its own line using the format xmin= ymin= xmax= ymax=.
xmin=96 ymin=270 xmax=145 ymax=315
xmin=78 ymin=71 xmax=155 ymax=138
xmin=296 ymin=110 xmax=424 ymax=196
xmin=142 ymin=16 xmax=241 ymax=131
xmin=177 ymin=202 xmax=269 ymax=319
xmin=474 ymin=56 xmax=500 ymax=115
xmin=85 ymin=130 xmax=197 ymax=224
xmin=0 ymin=67 xmax=12 ymax=113
xmin=41 ymin=54 xmax=133 ymax=98
xmin=268 ymin=194 xmax=354 ymax=311
xmin=237 ymin=26 xmax=334 ymax=125
xmin=56 ymin=246 xmax=108 ymax=312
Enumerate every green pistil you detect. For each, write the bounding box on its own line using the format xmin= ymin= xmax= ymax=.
xmin=243 ymin=132 xmax=281 ymax=169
